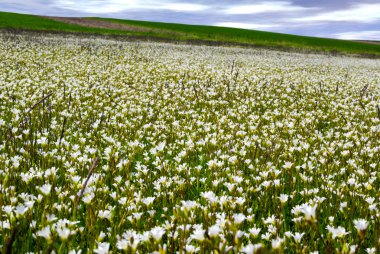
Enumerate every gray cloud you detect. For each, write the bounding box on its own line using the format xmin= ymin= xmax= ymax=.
xmin=292 ymin=3 xmax=380 ymax=23
xmin=333 ymin=30 xmax=380 ymax=40
xmin=0 ymin=0 xmax=379 ymax=40
xmin=222 ymin=1 xmax=314 ymax=15
xmin=52 ymin=0 xmax=210 ymax=14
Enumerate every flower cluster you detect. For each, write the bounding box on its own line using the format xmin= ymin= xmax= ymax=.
xmin=0 ymin=32 xmax=380 ymax=253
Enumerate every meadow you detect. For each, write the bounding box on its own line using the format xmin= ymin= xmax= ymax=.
xmin=0 ymin=32 xmax=380 ymax=253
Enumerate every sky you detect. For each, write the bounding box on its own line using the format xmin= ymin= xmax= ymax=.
xmin=1 ymin=0 xmax=380 ymax=40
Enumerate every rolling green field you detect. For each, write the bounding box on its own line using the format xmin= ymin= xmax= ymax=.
xmin=0 ymin=12 xmax=131 ymax=35
xmin=0 ymin=11 xmax=380 ymax=57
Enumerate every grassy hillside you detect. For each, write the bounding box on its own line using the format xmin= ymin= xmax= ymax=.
xmin=1 ymin=11 xmax=380 ymax=57
xmin=0 ymin=12 xmax=134 ymax=35
xmin=97 ymin=18 xmax=380 ymax=56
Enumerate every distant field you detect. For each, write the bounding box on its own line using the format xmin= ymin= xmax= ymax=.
xmin=97 ymin=17 xmax=380 ymax=57
xmin=1 ymin=11 xmax=380 ymax=57
xmin=0 ymin=12 xmax=135 ymax=35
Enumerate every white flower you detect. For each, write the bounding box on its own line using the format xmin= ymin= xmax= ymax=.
xmin=181 ymin=200 xmax=198 ymax=211
xmin=14 ymin=205 xmax=29 ymax=217
xmin=98 ymin=210 xmax=112 ymax=220
xmin=1 ymin=220 xmax=11 ymax=229
xmin=249 ymin=227 xmax=261 ymax=237
xmin=353 ymin=219 xmax=369 ymax=231
xmin=349 ymin=245 xmax=357 ymax=254
xmin=236 ymin=197 xmax=245 ymax=205
xmin=56 ymin=227 xmax=74 ymax=241
xmin=46 ymin=214 xmax=58 ymax=222
xmin=283 ymin=161 xmax=293 ymax=169
xmin=263 ymin=215 xmax=276 ymax=225
xmin=262 ymin=232 xmax=272 ymax=241
xmin=68 ymin=250 xmax=82 ymax=254
xmin=38 ymin=184 xmax=52 ymax=196
xmin=116 ymin=239 xmax=129 ymax=250
xmin=104 ymin=147 xmax=112 ymax=159
xmin=151 ymin=226 xmax=165 ymax=241
xmin=190 ymin=227 xmax=205 ymax=241
xmin=366 ymin=248 xmax=376 ymax=254
xmin=292 ymin=232 xmax=305 ymax=243
xmin=94 ymin=242 xmax=110 ymax=254
xmin=271 ymin=237 xmax=284 ymax=249
xmin=2 ymin=206 xmax=13 ymax=216
xmin=241 ymin=243 xmax=262 ymax=254
xmin=233 ymin=213 xmax=246 ymax=224
xmin=141 ymin=231 xmax=151 ymax=242
xmin=36 ymin=226 xmax=52 ymax=242
xmin=96 ymin=232 xmax=106 ymax=242
xmin=141 ymin=196 xmax=155 ymax=206
xmin=366 ymin=197 xmax=375 ymax=205
xmin=201 ymin=191 xmax=218 ymax=203
xmin=83 ymin=193 xmax=94 ymax=204
xmin=185 ymin=244 xmax=200 ymax=253
xmin=208 ymin=224 xmax=221 ymax=237
xmin=278 ymin=194 xmax=289 ymax=204
xmin=37 ymin=136 xmax=48 ymax=145
xmin=132 ymin=212 xmax=143 ymax=220
xmin=156 ymin=141 xmax=166 ymax=152
xmin=300 ymin=204 xmax=317 ymax=221
xmin=326 ymin=225 xmax=350 ymax=239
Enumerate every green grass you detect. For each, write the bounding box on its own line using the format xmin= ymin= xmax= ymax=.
xmin=0 ymin=12 xmax=135 ymax=35
xmin=1 ymin=11 xmax=380 ymax=57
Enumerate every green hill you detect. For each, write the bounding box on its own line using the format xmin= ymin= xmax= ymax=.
xmin=0 ymin=12 xmax=134 ymax=35
xmin=1 ymin=11 xmax=379 ymax=57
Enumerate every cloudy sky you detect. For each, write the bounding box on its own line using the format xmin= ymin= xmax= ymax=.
xmin=1 ymin=0 xmax=380 ymax=40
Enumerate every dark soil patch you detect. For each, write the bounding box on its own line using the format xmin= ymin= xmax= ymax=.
xmin=355 ymin=40 xmax=380 ymax=45
xmin=44 ymin=16 xmax=150 ymax=32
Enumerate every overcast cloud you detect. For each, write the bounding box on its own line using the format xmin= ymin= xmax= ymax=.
xmin=1 ymin=0 xmax=379 ymax=40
